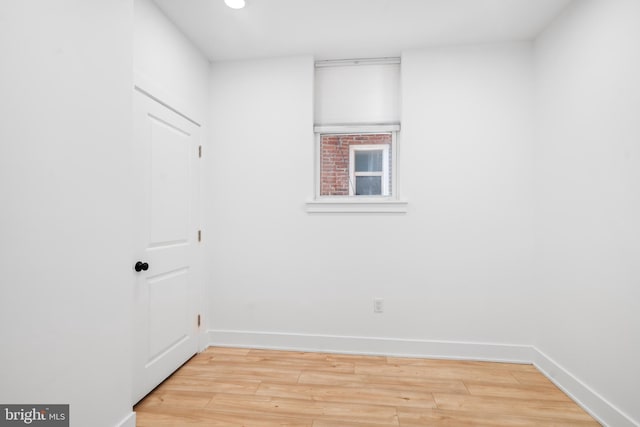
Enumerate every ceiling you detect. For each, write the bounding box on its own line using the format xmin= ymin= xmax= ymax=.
xmin=153 ymin=0 xmax=572 ymax=62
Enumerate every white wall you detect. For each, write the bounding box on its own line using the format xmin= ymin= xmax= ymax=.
xmin=534 ymin=0 xmax=640 ymax=425
xmin=400 ymin=43 xmax=536 ymax=345
xmin=134 ymin=0 xmax=210 ymax=123
xmin=207 ymin=55 xmax=316 ymax=335
xmin=0 ymin=1 xmax=135 ymax=427
xmin=207 ymin=45 xmax=536 ymax=356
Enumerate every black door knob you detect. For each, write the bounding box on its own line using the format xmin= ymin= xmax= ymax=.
xmin=134 ymin=261 xmax=149 ymax=272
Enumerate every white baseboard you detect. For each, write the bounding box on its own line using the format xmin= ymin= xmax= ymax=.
xmin=207 ymin=329 xmax=639 ymax=427
xmin=533 ymin=348 xmax=638 ymax=427
xmin=207 ymin=329 xmax=534 ymax=364
xmin=115 ymin=411 xmax=136 ymax=427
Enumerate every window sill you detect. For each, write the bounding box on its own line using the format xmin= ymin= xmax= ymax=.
xmin=305 ymin=199 xmax=408 ymax=214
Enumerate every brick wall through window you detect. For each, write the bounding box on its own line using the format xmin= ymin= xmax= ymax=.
xmin=320 ymin=133 xmax=392 ymax=196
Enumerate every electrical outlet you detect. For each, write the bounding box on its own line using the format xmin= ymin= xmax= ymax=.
xmin=373 ymin=298 xmax=384 ymax=313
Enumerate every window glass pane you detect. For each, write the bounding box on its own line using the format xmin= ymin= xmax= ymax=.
xmin=355 ymin=150 xmax=383 ymax=172
xmin=355 ymin=176 xmax=382 ymax=195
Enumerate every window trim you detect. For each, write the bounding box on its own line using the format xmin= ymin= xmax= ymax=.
xmin=307 ymin=124 xmax=407 ymax=214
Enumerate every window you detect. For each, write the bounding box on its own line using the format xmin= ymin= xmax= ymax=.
xmin=318 ymin=133 xmax=392 ymax=197
xmin=309 ymin=124 xmax=405 ymax=213
xmin=351 ymin=144 xmax=390 ymax=196
xmin=308 ymin=57 xmax=406 ymax=213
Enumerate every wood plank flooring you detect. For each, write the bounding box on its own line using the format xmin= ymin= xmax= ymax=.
xmin=134 ymin=347 xmax=600 ymax=426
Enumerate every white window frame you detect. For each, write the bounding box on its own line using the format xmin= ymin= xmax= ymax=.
xmin=306 ymin=124 xmax=407 ymax=213
xmin=349 ymin=144 xmax=390 ymax=196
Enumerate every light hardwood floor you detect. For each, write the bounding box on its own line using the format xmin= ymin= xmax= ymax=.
xmin=134 ymin=347 xmax=600 ymax=426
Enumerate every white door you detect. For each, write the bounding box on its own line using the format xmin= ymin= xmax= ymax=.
xmin=132 ymin=89 xmax=201 ymax=403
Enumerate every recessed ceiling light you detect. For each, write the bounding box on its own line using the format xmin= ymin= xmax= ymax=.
xmin=224 ymin=0 xmax=245 ymax=9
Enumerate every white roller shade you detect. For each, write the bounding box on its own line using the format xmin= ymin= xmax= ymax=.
xmin=314 ymin=58 xmax=400 ymax=125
